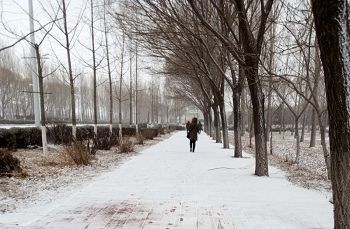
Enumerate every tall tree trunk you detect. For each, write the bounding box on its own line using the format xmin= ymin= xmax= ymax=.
xmin=129 ymin=48 xmax=133 ymax=125
xmin=300 ymin=112 xmax=306 ymax=142
xmin=265 ymin=84 xmax=272 ymax=142
xmin=233 ymin=90 xmax=242 ymax=157
xmin=119 ymin=32 xmax=125 ymax=125
xmin=103 ymin=0 xmax=113 ymax=133
xmin=294 ymin=118 xmax=300 ymax=164
xmin=309 ymin=108 xmax=317 ymax=147
xmin=312 ymin=1 xmax=350 ymax=227
xmin=280 ymin=103 xmax=286 ymax=139
xmin=208 ymin=110 xmax=213 ymax=137
xmin=90 ymin=0 xmax=97 ymax=135
xmin=62 ymin=0 xmax=76 ymax=138
xmin=35 ymin=45 xmax=48 ymax=155
xmin=240 ymin=88 xmax=246 ymax=136
xmin=213 ymin=106 xmax=221 ymax=143
xmin=249 ymin=111 xmax=254 ymax=148
xmin=219 ymin=101 xmax=229 ymax=148
xmin=245 ymin=57 xmax=268 ymax=176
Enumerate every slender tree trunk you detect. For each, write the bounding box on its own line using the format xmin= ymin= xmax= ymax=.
xmin=249 ymin=111 xmax=254 ymax=148
xmin=209 ymin=110 xmax=213 ymax=138
xmin=240 ymin=88 xmax=246 ymax=136
xmin=90 ymin=0 xmax=97 ymax=135
xmin=270 ymin=128 xmax=273 ymax=155
xmin=103 ymin=0 xmax=113 ymax=133
xmin=119 ymin=32 xmax=125 ymax=125
xmin=62 ymin=0 xmax=76 ymax=138
xmin=294 ymin=118 xmax=300 ymax=164
xmin=219 ymin=101 xmax=229 ymax=148
xmin=35 ymin=45 xmax=48 ymax=155
xmin=266 ymin=85 xmax=272 ymax=142
xmin=312 ymin=1 xmax=350 ymax=227
xmin=310 ymin=108 xmax=317 ymax=147
xmin=213 ymin=106 xmax=221 ymax=143
xmin=203 ymin=112 xmax=208 ymax=134
xmin=233 ymin=90 xmax=242 ymax=157
xmin=300 ymin=112 xmax=306 ymax=142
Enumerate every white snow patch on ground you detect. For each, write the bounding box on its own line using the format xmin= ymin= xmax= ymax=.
xmin=0 ymin=132 xmax=333 ymax=228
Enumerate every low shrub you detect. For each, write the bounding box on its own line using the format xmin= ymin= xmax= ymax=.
xmin=59 ymin=142 xmax=93 ymax=166
xmin=122 ymin=127 xmax=136 ymax=137
xmin=0 ymin=128 xmax=42 ymax=150
xmin=119 ymin=137 xmax=134 ymax=153
xmin=0 ymin=129 xmax=16 ymax=149
xmin=168 ymin=125 xmax=185 ymax=131
xmin=0 ymin=149 xmax=22 ymax=176
xmin=47 ymin=124 xmax=72 ymax=145
xmin=140 ymin=128 xmax=158 ymax=140
xmin=136 ymin=134 xmax=144 ymax=145
xmin=93 ymin=127 xmax=119 ymax=150
xmin=158 ymin=128 xmax=166 ymax=135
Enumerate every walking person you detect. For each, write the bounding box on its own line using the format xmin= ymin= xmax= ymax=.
xmin=186 ymin=120 xmax=191 ymax=133
xmin=187 ymin=117 xmax=200 ymax=152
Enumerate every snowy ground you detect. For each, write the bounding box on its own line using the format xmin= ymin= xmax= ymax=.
xmin=0 ymin=134 xmax=171 ymax=214
xmin=0 ymin=131 xmax=333 ymax=228
xmin=232 ymin=131 xmax=331 ymax=191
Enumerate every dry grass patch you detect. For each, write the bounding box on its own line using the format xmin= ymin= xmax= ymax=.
xmin=136 ymin=134 xmax=144 ymax=145
xmin=59 ymin=142 xmax=94 ymax=166
xmin=119 ymin=137 xmax=134 ymax=153
xmin=0 ymin=149 xmax=22 ymax=177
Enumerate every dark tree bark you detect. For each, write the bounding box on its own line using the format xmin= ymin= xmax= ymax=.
xmin=300 ymin=112 xmax=306 ymax=143
xmin=62 ymin=0 xmax=76 ymax=138
xmin=233 ymin=90 xmax=242 ymax=157
xmin=90 ymin=0 xmax=97 ymax=135
xmin=103 ymin=0 xmax=113 ymax=133
xmin=219 ymin=100 xmax=229 ymax=148
xmin=213 ymin=105 xmax=221 ymax=143
xmin=312 ymin=1 xmax=350 ymax=227
xmin=309 ymin=108 xmax=317 ymax=147
xmin=34 ymin=45 xmax=48 ymax=155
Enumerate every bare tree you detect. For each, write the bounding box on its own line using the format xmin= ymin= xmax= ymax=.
xmin=312 ymin=1 xmax=350 ymax=227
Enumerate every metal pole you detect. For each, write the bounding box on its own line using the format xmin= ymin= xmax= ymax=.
xmin=28 ymin=0 xmax=40 ymax=127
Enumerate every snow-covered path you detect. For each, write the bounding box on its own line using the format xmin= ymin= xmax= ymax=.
xmin=0 ymin=132 xmax=333 ymax=228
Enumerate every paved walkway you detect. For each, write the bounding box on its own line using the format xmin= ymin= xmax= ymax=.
xmin=0 ymin=132 xmax=333 ymax=228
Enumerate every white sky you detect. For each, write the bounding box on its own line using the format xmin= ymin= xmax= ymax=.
xmin=0 ymin=0 xmax=159 ymax=87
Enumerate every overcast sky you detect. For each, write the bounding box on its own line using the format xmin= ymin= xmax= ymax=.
xmin=0 ymin=0 xmax=158 ymax=88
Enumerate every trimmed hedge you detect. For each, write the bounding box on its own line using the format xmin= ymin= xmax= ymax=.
xmin=0 ymin=128 xmax=42 ymax=150
xmin=140 ymin=128 xmax=158 ymax=140
xmin=0 ymin=124 xmax=183 ymax=149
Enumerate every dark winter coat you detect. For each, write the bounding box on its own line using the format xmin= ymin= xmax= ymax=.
xmin=188 ymin=123 xmax=199 ymax=141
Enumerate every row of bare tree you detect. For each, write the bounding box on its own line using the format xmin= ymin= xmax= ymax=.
xmin=114 ymin=0 xmax=350 ymax=227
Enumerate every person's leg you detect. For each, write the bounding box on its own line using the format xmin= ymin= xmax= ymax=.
xmin=190 ymin=140 xmax=193 ymax=152
xmin=192 ymin=141 xmax=196 ymax=152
